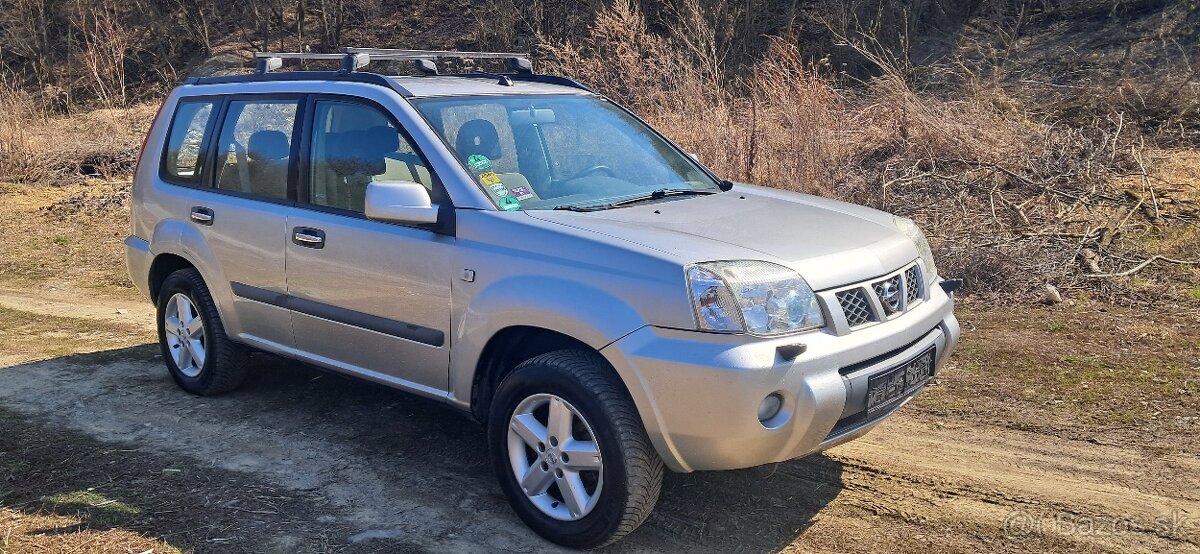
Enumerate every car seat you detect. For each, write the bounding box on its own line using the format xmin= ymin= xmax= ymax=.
xmin=325 ymin=126 xmax=398 ymax=211
xmin=454 ymin=119 xmax=540 ymax=201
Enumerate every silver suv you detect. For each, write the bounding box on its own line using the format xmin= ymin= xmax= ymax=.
xmin=125 ymin=49 xmax=961 ymax=548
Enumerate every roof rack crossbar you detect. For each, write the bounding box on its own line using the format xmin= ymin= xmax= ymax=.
xmin=255 ymin=48 xmax=531 ymax=74
xmin=231 ymin=48 xmax=595 ymax=95
xmin=255 ymin=52 xmax=351 ymax=74
xmin=254 ymin=52 xmax=345 ymax=60
xmin=343 ymin=48 xmax=527 ymax=60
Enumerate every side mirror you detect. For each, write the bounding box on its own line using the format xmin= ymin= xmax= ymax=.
xmin=364 ymin=180 xmax=439 ymax=225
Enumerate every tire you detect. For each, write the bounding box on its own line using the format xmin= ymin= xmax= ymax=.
xmin=156 ymin=268 xmax=248 ymax=395
xmin=488 ymin=349 xmax=663 ymax=549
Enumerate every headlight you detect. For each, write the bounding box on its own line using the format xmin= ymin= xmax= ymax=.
xmin=686 ymin=261 xmax=825 ymax=335
xmin=893 ymin=216 xmax=937 ymax=283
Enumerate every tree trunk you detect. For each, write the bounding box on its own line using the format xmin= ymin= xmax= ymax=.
xmin=296 ymin=0 xmax=305 ymax=51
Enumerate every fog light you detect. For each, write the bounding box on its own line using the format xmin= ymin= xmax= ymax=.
xmin=757 ymin=393 xmax=784 ymax=423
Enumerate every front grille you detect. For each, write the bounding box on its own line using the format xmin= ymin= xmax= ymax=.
xmin=872 ymin=275 xmax=904 ymax=315
xmin=836 ymin=288 xmax=875 ymax=327
xmin=833 ymin=262 xmax=923 ymax=332
xmin=904 ymin=265 xmax=922 ymax=304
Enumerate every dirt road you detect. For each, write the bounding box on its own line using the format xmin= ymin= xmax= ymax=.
xmin=0 ymin=287 xmax=1197 ymax=553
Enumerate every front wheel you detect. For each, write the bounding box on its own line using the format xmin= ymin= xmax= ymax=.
xmin=488 ymin=350 xmax=663 ymax=549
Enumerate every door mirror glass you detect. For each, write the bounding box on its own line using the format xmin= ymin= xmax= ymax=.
xmin=364 ymin=181 xmax=439 ymax=225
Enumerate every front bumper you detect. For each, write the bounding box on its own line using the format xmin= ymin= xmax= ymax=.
xmin=601 ymin=281 xmax=960 ymax=472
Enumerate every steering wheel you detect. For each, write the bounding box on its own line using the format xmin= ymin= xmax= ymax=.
xmin=567 ymin=165 xmax=617 ymax=180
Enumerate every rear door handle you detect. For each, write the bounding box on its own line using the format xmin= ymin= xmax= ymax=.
xmin=292 ymin=227 xmax=326 ymax=249
xmin=190 ymin=206 xmax=214 ymax=225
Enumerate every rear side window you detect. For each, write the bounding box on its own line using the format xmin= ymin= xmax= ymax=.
xmin=161 ymin=100 xmax=216 ymax=185
xmin=213 ymin=99 xmax=300 ymax=201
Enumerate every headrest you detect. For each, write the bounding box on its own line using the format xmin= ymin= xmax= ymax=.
xmin=247 ymin=130 xmax=290 ymax=161
xmin=326 ymin=130 xmax=386 ymax=176
xmin=454 ymin=119 xmax=501 ymax=160
xmin=364 ymin=125 xmax=400 ymax=154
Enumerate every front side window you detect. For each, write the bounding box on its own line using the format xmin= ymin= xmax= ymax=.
xmin=213 ymin=99 xmax=299 ymax=200
xmin=308 ymin=100 xmax=433 ymax=213
xmin=161 ymin=100 xmax=216 ymax=184
xmin=412 ymin=95 xmax=719 ymax=211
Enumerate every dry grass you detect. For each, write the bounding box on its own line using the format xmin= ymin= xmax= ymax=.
xmin=918 ymin=299 xmax=1200 ymax=454
xmin=0 ymin=507 xmax=182 ymax=554
xmin=0 ymin=181 xmax=135 ymax=293
xmin=0 ymin=84 xmax=155 ymax=185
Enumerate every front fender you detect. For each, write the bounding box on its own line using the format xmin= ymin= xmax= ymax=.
xmin=447 ymin=275 xmax=649 ymax=409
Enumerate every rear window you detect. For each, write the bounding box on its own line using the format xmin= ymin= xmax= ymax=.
xmin=161 ymin=100 xmax=217 ymax=185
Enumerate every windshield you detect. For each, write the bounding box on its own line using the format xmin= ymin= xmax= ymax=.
xmin=410 ymin=95 xmax=721 ymax=211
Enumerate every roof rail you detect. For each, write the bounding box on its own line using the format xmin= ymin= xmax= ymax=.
xmin=343 ymin=48 xmax=527 ymax=61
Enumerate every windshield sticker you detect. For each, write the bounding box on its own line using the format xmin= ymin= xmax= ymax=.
xmin=498 ymin=195 xmax=522 ymax=211
xmin=467 ymin=154 xmax=491 ymax=171
xmin=509 ymin=186 xmax=535 ymax=200
xmin=479 ymin=171 xmax=502 ymax=186
xmin=489 ymin=183 xmax=509 ymax=197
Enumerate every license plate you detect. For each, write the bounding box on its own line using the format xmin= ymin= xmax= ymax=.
xmin=866 ymin=347 xmax=935 ymax=414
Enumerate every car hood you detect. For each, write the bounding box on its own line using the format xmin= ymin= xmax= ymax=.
xmin=524 ymin=184 xmax=920 ymax=290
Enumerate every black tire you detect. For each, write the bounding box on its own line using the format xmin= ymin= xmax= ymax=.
xmin=156 ymin=268 xmax=248 ymax=395
xmin=488 ymin=349 xmax=663 ymax=549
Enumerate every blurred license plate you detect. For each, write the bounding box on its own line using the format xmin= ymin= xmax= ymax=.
xmin=866 ymin=347 xmax=935 ymax=414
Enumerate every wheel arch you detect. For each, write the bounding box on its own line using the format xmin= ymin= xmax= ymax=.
xmin=471 ymin=326 xmax=625 ymax=422
xmin=148 ymin=253 xmax=198 ymax=305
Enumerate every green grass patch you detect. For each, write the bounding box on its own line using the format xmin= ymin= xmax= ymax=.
xmin=45 ymin=490 xmax=143 ymax=527
xmin=1043 ymin=321 xmax=1068 ymax=332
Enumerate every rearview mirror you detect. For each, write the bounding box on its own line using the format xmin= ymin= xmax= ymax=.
xmin=364 ymin=181 xmax=438 ymax=225
xmin=510 ymin=108 xmax=556 ymax=126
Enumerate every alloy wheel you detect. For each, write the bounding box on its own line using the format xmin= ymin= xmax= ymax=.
xmin=507 ymin=393 xmax=604 ymax=521
xmin=163 ymin=292 xmax=207 ymax=377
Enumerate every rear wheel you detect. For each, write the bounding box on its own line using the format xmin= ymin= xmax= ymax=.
xmin=489 ymin=350 xmax=663 ymax=548
xmin=156 ymin=268 xmax=248 ymax=395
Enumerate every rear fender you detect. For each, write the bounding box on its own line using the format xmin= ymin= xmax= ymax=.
xmin=147 ymin=218 xmax=238 ymax=333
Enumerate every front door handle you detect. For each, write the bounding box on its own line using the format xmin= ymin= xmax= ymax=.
xmin=190 ymin=206 xmax=214 ymax=225
xmin=292 ymin=227 xmax=326 ymax=249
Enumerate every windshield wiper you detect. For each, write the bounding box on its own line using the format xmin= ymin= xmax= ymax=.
xmin=606 ymin=188 xmax=716 ymax=208
xmin=552 ymin=202 xmax=610 ymax=212
xmin=553 ymin=188 xmax=716 ymax=212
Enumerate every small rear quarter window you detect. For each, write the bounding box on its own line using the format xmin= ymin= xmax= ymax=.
xmin=161 ymin=100 xmax=217 ymax=184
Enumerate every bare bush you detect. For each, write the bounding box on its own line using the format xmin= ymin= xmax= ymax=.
xmin=742 ymin=39 xmax=844 ymax=192
xmin=73 ymin=3 xmax=131 ymax=107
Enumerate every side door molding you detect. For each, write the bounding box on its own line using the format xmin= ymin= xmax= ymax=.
xmin=230 ymin=281 xmax=446 ymax=347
